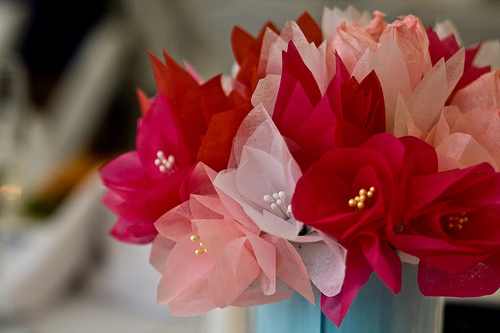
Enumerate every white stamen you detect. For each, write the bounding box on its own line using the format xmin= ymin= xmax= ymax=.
xmin=154 ymin=150 xmax=178 ymax=174
xmin=263 ymin=191 xmax=292 ymax=220
xmin=263 ymin=195 xmax=273 ymax=203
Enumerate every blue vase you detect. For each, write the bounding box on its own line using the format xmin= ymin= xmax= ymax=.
xmin=252 ymin=264 xmax=443 ymax=333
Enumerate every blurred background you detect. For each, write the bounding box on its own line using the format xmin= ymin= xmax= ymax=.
xmin=0 ymin=0 xmax=499 ymax=332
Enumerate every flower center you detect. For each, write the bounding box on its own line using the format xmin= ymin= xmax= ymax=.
xmin=263 ymin=191 xmax=292 ymax=220
xmin=155 ymin=151 xmax=178 ymax=174
xmin=442 ymin=212 xmax=468 ymax=231
xmin=348 ymin=187 xmax=375 ymax=211
xmin=190 ymin=234 xmax=207 ymax=255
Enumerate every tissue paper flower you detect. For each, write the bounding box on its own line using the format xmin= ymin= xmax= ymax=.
xmin=151 ymin=162 xmax=319 ymax=314
xmin=100 ymin=5 xmax=500 ymax=328
xmin=388 ymin=162 xmax=500 ymax=296
xmin=100 ymin=51 xmax=253 ymax=243
xmin=291 ymin=134 xmax=438 ymax=325
xmin=214 ymin=105 xmax=346 ymax=297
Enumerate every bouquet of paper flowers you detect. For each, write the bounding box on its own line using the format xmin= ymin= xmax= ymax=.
xmin=99 ymin=6 xmax=500 ymax=326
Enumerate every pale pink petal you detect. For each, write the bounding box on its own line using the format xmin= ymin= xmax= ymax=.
xmin=231 ymin=279 xmax=293 ymax=306
xmin=436 ymin=133 xmax=497 ymax=170
xmin=263 ymin=234 xmax=317 ymax=304
xmin=157 ymin=236 xmax=214 ymax=305
xmin=451 ymin=109 xmax=500 ymax=169
xmin=426 ymin=106 xmax=459 ymax=147
xmin=379 ymin=16 xmax=431 ymax=91
xmin=168 ymin=278 xmax=216 ymax=316
xmin=194 ymin=217 xmax=245 ymax=257
xmin=241 ymin=230 xmax=277 ymax=295
xmin=406 ymin=48 xmax=465 ymax=132
xmin=149 ymin=235 xmax=175 ymax=273
xmin=209 ymin=237 xmax=260 ymax=307
xmin=363 ymin=11 xmax=388 ymax=42
xmin=155 ymin=201 xmax=193 ymax=241
xmin=451 ymin=70 xmax=500 ymax=112
xmin=251 ymin=76 xmax=281 ymax=114
xmin=321 ymin=6 xmax=371 ymax=45
xmin=332 ymin=22 xmax=378 ymax=74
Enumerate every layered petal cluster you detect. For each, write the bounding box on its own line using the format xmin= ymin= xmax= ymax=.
xmin=424 ymin=71 xmax=500 ymax=171
xmin=98 ymin=5 xmax=500 ymax=330
xmin=291 ymin=134 xmax=437 ymax=325
xmin=388 ymin=162 xmax=500 ymax=297
xmin=100 ymin=52 xmax=252 ymax=243
xmin=151 ymin=163 xmax=319 ymax=314
xmin=214 ymin=105 xmax=346 ymax=298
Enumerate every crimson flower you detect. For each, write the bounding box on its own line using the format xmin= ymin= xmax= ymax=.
xmin=326 ymin=56 xmax=385 ymax=148
xmin=387 ymin=162 xmax=500 ymax=297
xmin=272 ymin=41 xmax=385 ymax=171
xmin=292 ymin=134 xmax=434 ymax=325
xmin=100 ymin=52 xmax=251 ymax=243
xmin=100 ymin=94 xmax=193 ymax=243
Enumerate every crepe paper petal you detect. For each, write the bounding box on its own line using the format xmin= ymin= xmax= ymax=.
xmin=330 ymin=70 xmax=386 ymax=148
xmin=360 ymin=231 xmax=402 ymax=293
xmin=290 ymin=96 xmax=336 ymax=169
xmin=427 ymin=26 xmax=491 ymax=98
xmin=167 ymin=277 xmax=217 ymax=316
xmin=399 ymin=135 xmax=439 ymax=177
xmin=241 ymin=230 xmax=278 ymax=295
xmin=182 ymin=60 xmax=204 ymax=85
xmin=100 ymin=151 xmax=154 ymax=196
xmin=321 ymin=244 xmax=373 ymax=326
xmin=379 ymin=15 xmax=431 ymax=91
xmin=231 ymin=278 xmax=293 ymax=307
xmin=332 ymin=22 xmax=378 ymax=74
xmin=231 ymin=22 xmax=280 ymax=97
xmin=263 ymin=234 xmax=317 ymax=305
xmin=405 ymin=48 xmax=464 ymax=132
xmin=434 ymin=20 xmax=462 ymax=44
xmin=197 ymin=108 xmax=249 ymax=172
xmin=321 ymin=5 xmax=371 ymax=46
xmin=296 ymin=12 xmax=323 ymax=46
xmin=436 ymin=133 xmax=498 ymax=171
xmin=294 ymin=238 xmax=346 ymax=297
xmin=389 ymin=163 xmax=500 ymax=275
xmin=363 ymin=11 xmax=388 ymax=42
xmin=426 ymin=106 xmax=456 ymax=147
xmin=156 ymin=235 xmax=215 ymax=305
xmin=208 ymin=237 xmax=261 ymax=308
xmin=251 ymin=74 xmax=281 ymax=114
xmin=108 ymin=216 xmax=157 ymax=244
xmin=451 ymin=70 xmax=500 ymax=112
xmin=136 ymin=94 xmax=193 ymax=179
xmin=273 ymin=41 xmax=322 ymax=126
xmin=352 ymin=37 xmax=412 ymax=135
xmin=148 ymin=52 xmax=206 ymax=145
xmin=154 ymin=202 xmax=192 ymax=242
xmin=418 ymin=253 xmax=500 ymax=297
xmin=258 ymin=19 xmax=331 ymax=94
xmin=149 ymin=235 xmax=175 ymax=273
xmin=135 ymin=88 xmax=151 ymax=116
xmin=450 ymin=109 xmax=500 ymax=168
